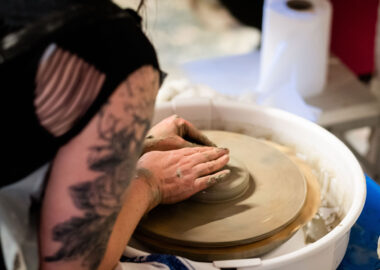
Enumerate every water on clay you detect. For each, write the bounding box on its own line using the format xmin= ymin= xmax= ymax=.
xmin=194 ymin=120 xmax=343 ymax=246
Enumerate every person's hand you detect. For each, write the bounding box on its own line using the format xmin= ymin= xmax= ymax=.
xmin=135 ymin=146 xmax=230 ymax=209
xmin=142 ymin=115 xmax=216 ymax=153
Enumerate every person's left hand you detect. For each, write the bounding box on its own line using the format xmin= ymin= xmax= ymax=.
xmin=142 ymin=115 xmax=216 ymax=153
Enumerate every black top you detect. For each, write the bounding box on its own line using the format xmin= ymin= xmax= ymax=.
xmin=0 ymin=5 xmax=159 ymax=186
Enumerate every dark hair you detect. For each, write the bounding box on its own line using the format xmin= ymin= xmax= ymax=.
xmin=0 ymin=0 xmax=146 ymax=39
xmin=0 ymin=0 xmax=120 ymax=38
xmin=4 ymin=1 xmax=110 ymax=24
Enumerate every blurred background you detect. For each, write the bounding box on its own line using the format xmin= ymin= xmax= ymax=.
xmin=115 ymin=0 xmax=380 ymax=182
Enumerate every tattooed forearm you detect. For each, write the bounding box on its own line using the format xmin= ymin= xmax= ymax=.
xmin=44 ymin=66 xmax=159 ymax=269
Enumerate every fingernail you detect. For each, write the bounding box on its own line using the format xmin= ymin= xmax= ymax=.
xmin=217 ymin=147 xmax=229 ymax=153
xmin=207 ymin=177 xmax=217 ymax=186
xmin=221 ymin=169 xmax=231 ymax=177
xmin=207 ymin=170 xmax=231 ymax=186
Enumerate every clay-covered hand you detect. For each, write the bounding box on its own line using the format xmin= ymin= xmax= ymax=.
xmin=135 ymin=146 xmax=230 ymax=209
xmin=142 ymin=115 xmax=216 ymax=153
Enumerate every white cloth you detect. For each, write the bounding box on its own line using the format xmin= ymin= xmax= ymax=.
xmin=0 ymin=164 xmax=50 ymax=270
xmin=116 ymin=246 xmax=217 ymax=270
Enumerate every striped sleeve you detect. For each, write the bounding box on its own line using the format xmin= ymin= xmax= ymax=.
xmin=34 ymin=44 xmax=105 ymax=137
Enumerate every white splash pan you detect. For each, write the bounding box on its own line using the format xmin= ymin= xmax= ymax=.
xmin=147 ymin=98 xmax=366 ymax=270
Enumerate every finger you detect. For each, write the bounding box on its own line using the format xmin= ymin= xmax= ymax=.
xmin=188 ymin=147 xmax=229 ymax=163
xmin=194 ymin=169 xmax=231 ymax=192
xmin=193 ymin=153 xmax=229 ymax=177
xmin=176 ymin=118 xmax=216 ymax=147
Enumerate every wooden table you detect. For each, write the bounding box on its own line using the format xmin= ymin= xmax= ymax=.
xmin=306 ymin=57 xmax=380 ymax=181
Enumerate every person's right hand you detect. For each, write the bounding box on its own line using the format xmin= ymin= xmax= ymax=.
xmin=134 ymin=146 xmax=230 ymax=209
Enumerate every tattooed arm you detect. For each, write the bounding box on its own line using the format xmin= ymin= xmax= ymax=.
xmin=39 ymin=65 xmax=230 ymax=270
xmin=39 ymin=66 xmax=160 ymax=270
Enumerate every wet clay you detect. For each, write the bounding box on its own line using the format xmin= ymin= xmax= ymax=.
xmin=192 ymin=157 xmax=250 ymax=203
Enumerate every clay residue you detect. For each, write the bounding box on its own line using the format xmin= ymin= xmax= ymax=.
xmin=206 ymin=171 xmax=230 ymax=186
xmin=301 ymin=164 xmax=342 ymax=243
xmin=303 ymin=200 xmax=341 ymax=243
xmin=176 ymin=168 xmax=182 ymax=178
xmin=288 ymin=147 xmax=341 ymax=244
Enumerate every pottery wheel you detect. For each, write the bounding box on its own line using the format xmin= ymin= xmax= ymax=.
xmin=137 ymin=131 xmax=307 ymax=248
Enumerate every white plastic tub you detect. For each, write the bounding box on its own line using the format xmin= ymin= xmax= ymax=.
xmin=148 ymin=98 xmax=366 ymax=270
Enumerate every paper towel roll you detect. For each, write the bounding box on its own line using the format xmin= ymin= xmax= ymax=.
xmin=259 ymin=0 xmax=332 ymax=98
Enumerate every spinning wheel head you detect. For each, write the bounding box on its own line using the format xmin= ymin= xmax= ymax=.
xmin=134 ymin=131 xmax=320 ymax=261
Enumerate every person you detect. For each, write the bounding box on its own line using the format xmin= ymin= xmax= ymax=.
xmin=0 ymin=1 xmax=230 ymax=269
